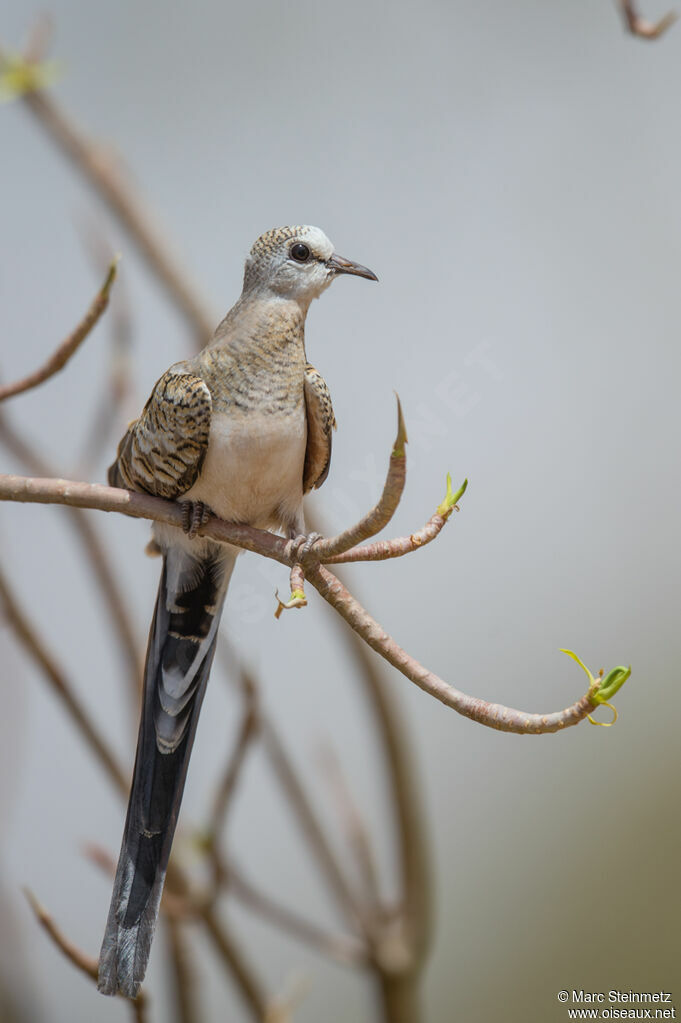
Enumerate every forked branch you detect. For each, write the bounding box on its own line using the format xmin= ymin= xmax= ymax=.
xmin=0 ymin=395 xmax=631 ymax=737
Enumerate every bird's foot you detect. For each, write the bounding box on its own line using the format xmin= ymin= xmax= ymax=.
xmin=287 ymin=531 xmax=323 ymax=564
xmin=180 ymin=500 xmax=212 ymax=539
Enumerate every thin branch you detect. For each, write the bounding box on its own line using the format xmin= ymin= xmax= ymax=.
xmin=325 ymin=502 xmax=461 ymax=565
xmin=8 ymin=65 xmax=216 ymax=343
xmin=0 ymin=417 xmax=143 ymax=702
xmin=0 ymin=261 xmax=117 ymax=402
xmin=22 ymin=13 xmax=53 ymax=64
xmin=213 ymin=646 xmax=372 ymax=956
xmin=0 ymin=472 xmax=290 ymax=563
xmin=317 ymin=743 xmax=383 ymax=906
xmin=208 ymin=691 xmax=260 ymax=841
xmin=23 ymin=888 xmax=149 ymax=1020
xmin=23 ymin=888 xmax=98 ymax=982
xmin=307 ymin=516 xmax=431 ymax=972
xmin=619 ymin=0 xmax=677 ymax=38
xmin=307 ymin=563 xmax=596 ymax=734
xmin=0 ymin=471 xmax=609 ymax=734
xmin=199 ymin=906 xmax=269 ymax=1021
xmin=259 ymin=714 xmax=373 ymax=936
xmin=340 ymin=595 xmax=431 ymax=968
xmin=223 ymin=858 xmax=367 ymax=967
xmin=0 ymin=563 xmax=128 ymax=794
xmin=165 ymin=917 xmax=199 ymax=1023
xmin=76 ymin=230 xmax=136 ymax=477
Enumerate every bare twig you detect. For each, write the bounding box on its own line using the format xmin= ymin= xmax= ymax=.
xmin=307 ymin=563 xmax=597 ymax=734
xmin=23 ymin=888 xmax=99 ymax=982
xmin=338 ymin=591 xmax=431 ymax=968
xmin=0 ymin=471 xmax=611 ymax=734
xmin=318 ymin=744 xmax=382 ymax=906
xmin=259 ymin=714 xmax=372 ymax=936
xmin=619 ymin=0 xmax=677 ymax=38
xmin=0 ymin=417 xmax=143 ymax=701
xmin=223 ymin=858 xmax=367 ymax=967
xmin=0 ymin=563 xmax=127 ymax=794
xmin=23 ymin=888 xmax=149 ymax=1019
xmin=0 ymin=261 xmax=117 ymax=403
xmin=208 ymin=694 xmax=260 ymax=841
xmin=200 ymin=906 xmax=268 ymax=1021
xmin=6 ymin=65 xmax=216 ymax=343
xmin=325 ymin=478 xmax=465 ymax=565
xmin=0 ymin=472 xmax=290 ymax=562
xmin=165 ymin=917 xmax=199 ymax=1023
xmin=76 ymin=231 xmax=136 ymax=477
xmin=22 ymin=13 xmax=53 ymax=64
xmin=308 ymin=477 xmax=432 ymax=945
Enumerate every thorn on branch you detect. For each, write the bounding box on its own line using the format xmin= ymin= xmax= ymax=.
xmin=391 ymin=393 xmax=408 ymax=458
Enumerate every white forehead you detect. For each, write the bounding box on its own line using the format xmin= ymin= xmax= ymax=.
xmin=298 ymin=225 xmax=334 ymax=260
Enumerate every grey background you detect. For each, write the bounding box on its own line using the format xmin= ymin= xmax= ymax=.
xmin=1 ymin=1 xmax=680 ymax=1021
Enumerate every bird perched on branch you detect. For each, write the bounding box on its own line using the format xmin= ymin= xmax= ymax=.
xmin=98 ymin=225 xmax=377 ymax=998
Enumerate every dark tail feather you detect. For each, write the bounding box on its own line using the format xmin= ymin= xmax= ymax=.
xmin=98 ymin=544 xmax=233 ymax=998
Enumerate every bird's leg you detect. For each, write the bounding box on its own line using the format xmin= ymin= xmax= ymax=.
xmin=180 ymin=500 xmax=213 ymax=540
xmin=274 ymin=529 xmax=323 ymax=618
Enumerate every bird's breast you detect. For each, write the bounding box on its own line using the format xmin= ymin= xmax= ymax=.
xmin=184 ymin=405 xmax=307 ymax=528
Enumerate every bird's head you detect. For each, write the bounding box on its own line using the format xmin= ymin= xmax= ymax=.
xmin=242 ymin=225 xmax=377 ymax=306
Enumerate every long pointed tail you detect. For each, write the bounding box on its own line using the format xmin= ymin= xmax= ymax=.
xmin=98 ymin=542 xmax=234 ymax=998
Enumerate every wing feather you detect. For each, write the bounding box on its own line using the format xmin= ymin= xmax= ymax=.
xmin=108 ymin=368 xmax=211 ymax=499
xmin=303 ymin=363 xmax=335 ymax=493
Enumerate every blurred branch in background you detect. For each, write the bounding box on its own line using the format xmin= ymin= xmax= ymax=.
xmin=76 ymin=224 xmax=138 ymax=478
xmin=0 ymin=411 xmax=144 ymax=706
xmin=619 ymin=0 xmax=678 ymax=38
xmin=0 ymin=261 xmax=116 ymax=403
xmin=23 ymin=889 xmax=149 ymax=1023
xmin=0 ymin=29 xmax=216 ymax=345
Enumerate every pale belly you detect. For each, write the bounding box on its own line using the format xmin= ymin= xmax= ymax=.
xmin=182 ymin=407 xmax=307 ymax=530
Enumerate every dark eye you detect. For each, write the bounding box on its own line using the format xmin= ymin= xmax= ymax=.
xmin=290 ymin=242 xmax=311 ymax=262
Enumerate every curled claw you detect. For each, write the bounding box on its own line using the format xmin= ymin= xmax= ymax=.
xmin=180 ymin=500 xmax=212 ymax=539
xmin=288 ymin=531 xmax=324 ymax=563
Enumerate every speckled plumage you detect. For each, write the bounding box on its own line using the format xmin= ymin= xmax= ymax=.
xmin=99 ymin=226 xmax=376 ymax=999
